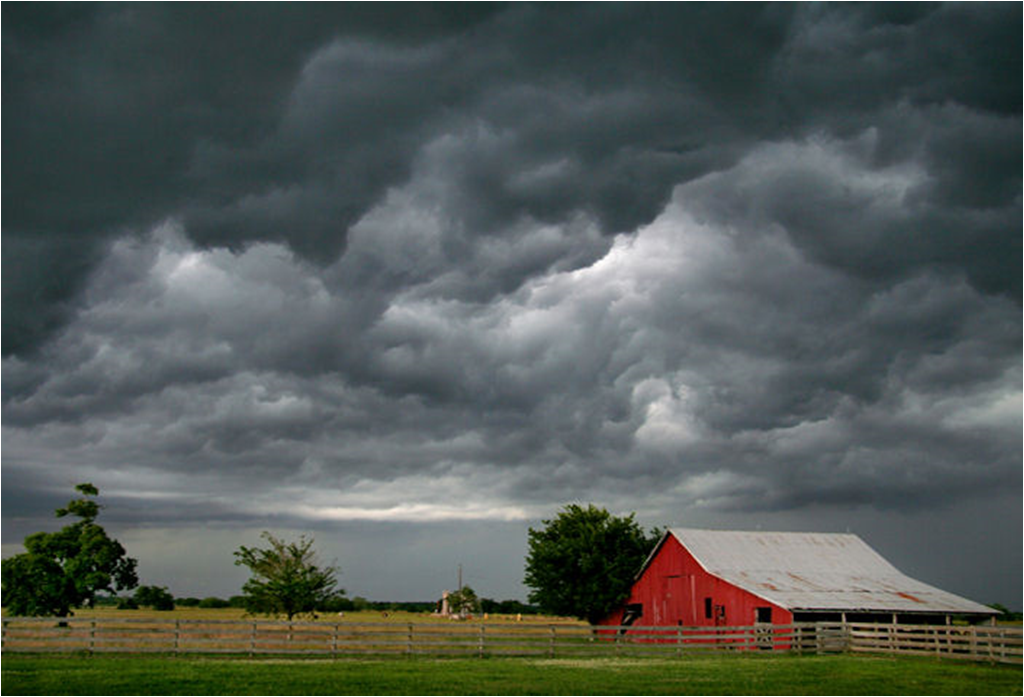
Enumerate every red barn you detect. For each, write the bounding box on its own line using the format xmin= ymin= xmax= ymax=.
xmin=600 ymin=528 xmax=997 ymax=630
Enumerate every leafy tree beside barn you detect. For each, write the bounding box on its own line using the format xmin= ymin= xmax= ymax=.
xmin=1 ymin=483 xmax=138 ymax=617
xmin=524 ymin=504 xmax=661 ymax=624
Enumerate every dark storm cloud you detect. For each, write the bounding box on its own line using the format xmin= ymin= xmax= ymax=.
xmin=8 ymin=4 xmax=1019 ymax=354
xmin=3 ymin=4 xmax=1020 ymax=603
xmin=2 ymin=3 xmax=503 ymax=353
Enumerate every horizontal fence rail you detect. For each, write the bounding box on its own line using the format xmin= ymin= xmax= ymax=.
xmin=1 ymin=618 xmax=1020 ymax=664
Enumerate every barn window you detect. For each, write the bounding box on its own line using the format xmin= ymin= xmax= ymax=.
xmin=756 ymin=607 xmax=772 ymax=623
xmin=622 ymin=603 xmax=643 ymax=626
xmin=618 ymin=603 xmax=643 ymax=635
xmin=704 ymin=597 xmax=712 ymax=619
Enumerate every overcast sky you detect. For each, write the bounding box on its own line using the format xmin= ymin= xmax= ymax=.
xmin=3 ymin=4 xmax=1021 ymax=608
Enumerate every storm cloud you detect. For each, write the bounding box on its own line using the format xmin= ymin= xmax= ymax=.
xmin=3 ymin=4 xmax=1020 ymax=604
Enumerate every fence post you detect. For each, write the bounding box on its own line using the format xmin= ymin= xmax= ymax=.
xmin=677 ymin=626 xmax=683 ymax=657
xmin=174 ymin=620 xmax=180 ymax=656
xmin=89 ymin=619 xmax=96 ymax=654
xmin=407 ymin=623 xmax=414 ymax=656
xmin=250 ymin=621 xmax=257 ymax=657
xmin=333 ymin=623 xmax=339 ymax=658
xmin=550 ymin=626 xmax=556 ymax=658
xmin=479 ymin=624 xmax=486 ymax=658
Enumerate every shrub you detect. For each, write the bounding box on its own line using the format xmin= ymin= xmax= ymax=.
xmin=133 ymin=585 xmax=174 ymax=611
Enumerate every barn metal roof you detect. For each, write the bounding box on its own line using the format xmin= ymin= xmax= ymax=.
xmin=666 ymin=528 xmax=996 ymax=615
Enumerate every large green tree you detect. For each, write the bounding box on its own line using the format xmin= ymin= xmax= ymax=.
xmin=523 ymin=504 xmax=661 ymax=624
xmin=234 ymin=532 xmax=342 ymax=620
xmin=1 ymin=483 xmax=138 ymax=617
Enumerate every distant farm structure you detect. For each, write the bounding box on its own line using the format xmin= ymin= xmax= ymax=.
xmin=434 ymin=589 xmax=457 ymax=618
xmin=600 ymin=528 xmax=998 ymax=632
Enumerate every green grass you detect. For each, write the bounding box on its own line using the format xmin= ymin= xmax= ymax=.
xmin=2 ymin=653 xmax=1020 ymax=695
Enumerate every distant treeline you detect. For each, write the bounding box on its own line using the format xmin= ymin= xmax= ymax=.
xmin=95 ymin=594 xmax=542 ymax=615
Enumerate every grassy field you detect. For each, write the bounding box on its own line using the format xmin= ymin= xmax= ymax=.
xmin=2 ymin=653 xmax=1022 ymax=695
xmin=29 ymin=606 xmax=584 ymax=626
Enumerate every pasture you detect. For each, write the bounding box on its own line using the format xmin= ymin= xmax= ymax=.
xmin=40 ymin=606 xmax=579 ymax=625
xmin=3 ymin=653 xmax=1022 ymax=695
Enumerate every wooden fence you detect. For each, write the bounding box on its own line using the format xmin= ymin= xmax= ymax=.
xmin=1 ymin=618 xmax=1020 ymax=664
xmin=841 ymin=622 xmax=1022 ymax=664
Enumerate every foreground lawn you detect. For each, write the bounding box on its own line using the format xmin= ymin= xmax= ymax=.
xmin=2 ymin=653 xmax=1020 ymax=695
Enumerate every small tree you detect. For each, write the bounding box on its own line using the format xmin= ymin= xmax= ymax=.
xmin=448 ymin=586 xmax=479 ymax=616
xmin=1 ymin=483 xmax=138 ymax=617
xmin=523 ymin=504 xmax=660 ymax=624
xmin=234 ymin=532 xmax=342 ymax=620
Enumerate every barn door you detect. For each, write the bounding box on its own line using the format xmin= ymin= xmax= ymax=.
xmin=755 ymin=607 xmax=773 ymax=650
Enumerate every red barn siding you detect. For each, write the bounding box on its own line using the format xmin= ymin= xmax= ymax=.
xmin=601 ymin=535 xmax=791 ymax=628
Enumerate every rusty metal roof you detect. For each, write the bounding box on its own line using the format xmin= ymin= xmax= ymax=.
xmin=669 ymin=528 xmax=996 ymax=615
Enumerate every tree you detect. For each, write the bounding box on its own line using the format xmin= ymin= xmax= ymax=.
xmin=234 ymin=532 xmax=343 ymax=620
xmin=1 ymin=483 xmax=138 ymax=617
xmin=447 ymin=585 xmax=479 ymax=616
xmin=133 ymin=585 xmax=175 ymax=611
xmin=523 ymin=504 xmax=660 ymax=624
